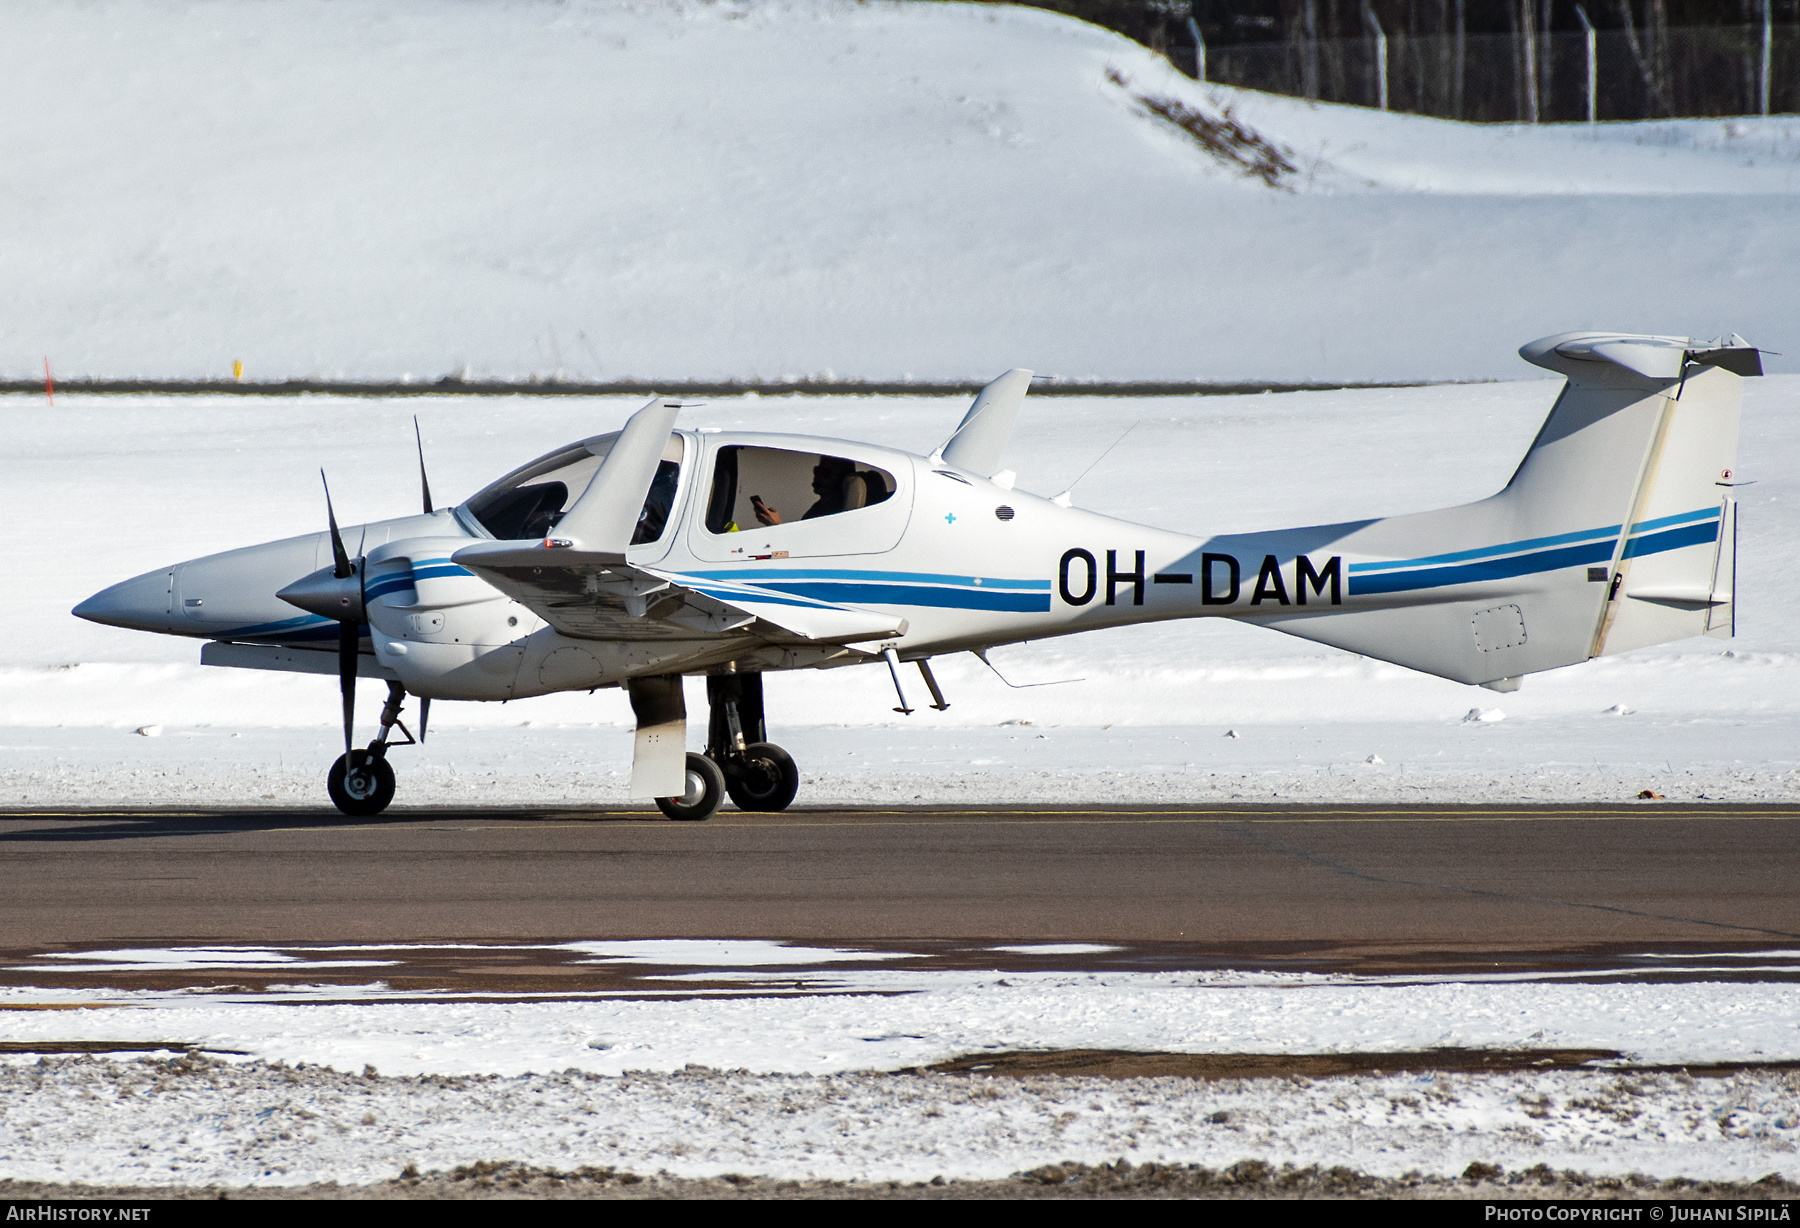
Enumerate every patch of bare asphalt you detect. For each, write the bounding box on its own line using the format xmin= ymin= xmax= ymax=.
xmin=5 ymin=939 xmax=1800 ymax=1000
xmin=0 ymin=1042 xmax=251 ymax=1056
xmin=910 ymin=1049 xmax=1800 ymax=1080
xmin=3 ymin=1162 xmax=1796 ymax=1200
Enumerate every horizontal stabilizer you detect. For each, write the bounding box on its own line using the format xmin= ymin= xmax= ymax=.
xmin=1522 ymin=331 xmax=1763 ymax=388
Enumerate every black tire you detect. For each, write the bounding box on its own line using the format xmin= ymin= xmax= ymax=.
xmin=327 ymin=752 xmax=395 ymax=817
xmin=656 ymin=752 xmax=724 ymax=821
xmin=725 ymin=741 xmax=799 ymax=812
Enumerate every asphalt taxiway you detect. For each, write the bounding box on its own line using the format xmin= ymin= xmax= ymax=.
xmin=1 ymin=805 xmax=1795 ymax=968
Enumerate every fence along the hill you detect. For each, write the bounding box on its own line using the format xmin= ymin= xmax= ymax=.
xmin=1194 ymin=24 xmax=1796 ymax=121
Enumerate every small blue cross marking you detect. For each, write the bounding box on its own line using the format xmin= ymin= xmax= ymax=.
xmin=944 ymin=513 xmax=957 ymax=525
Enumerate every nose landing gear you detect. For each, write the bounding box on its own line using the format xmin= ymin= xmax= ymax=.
xmin=707 ymin=673 xmax=800 ymax=813
xmin=326 ymin=680 xmax=420 ymax=817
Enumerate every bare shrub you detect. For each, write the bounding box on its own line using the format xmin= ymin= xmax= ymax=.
xmin=1106 ymin=68 xmax=1298 ymax=189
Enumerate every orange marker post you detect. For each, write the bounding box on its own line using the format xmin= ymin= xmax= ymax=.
xmin=43 ymin=357 xmax=52 ymax=407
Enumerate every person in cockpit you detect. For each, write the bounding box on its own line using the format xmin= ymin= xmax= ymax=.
xmin=753 ymin=457 xmax=864 ymax=526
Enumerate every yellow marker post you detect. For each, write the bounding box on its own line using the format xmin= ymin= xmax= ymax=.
xmin=232 ymin=360 xmax=243 ymax=380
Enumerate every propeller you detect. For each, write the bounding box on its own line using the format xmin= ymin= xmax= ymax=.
xmin=321 ymin=471 xmax=363 ymax=762
xmin=414 ymin=416 xmax=434 ymax=515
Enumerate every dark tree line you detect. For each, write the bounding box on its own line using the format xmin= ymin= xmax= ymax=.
xmin=992 ymin=0 xmax=1797 ymax=118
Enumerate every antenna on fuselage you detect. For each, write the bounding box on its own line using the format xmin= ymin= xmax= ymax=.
xmin=413 ymin=416 xmax=434 ymax=515
xmin=972 ymin=648 xmax=1083 ymax=689
xmin=1049 ymin=420 xmax=1141 ymax=508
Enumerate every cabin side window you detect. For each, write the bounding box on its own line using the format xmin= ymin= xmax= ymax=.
xmin=703 ymin=447 xmax=893 ymax=534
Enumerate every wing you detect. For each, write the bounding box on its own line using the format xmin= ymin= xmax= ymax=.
xmin=451 ymin=542 xmax=907 ymax=645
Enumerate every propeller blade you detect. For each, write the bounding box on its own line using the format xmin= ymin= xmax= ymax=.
xmin=418 ymin=697 xmax=430 ymax=744
xmin=414 ymin=416 xmax=434 ymax=515
xmin=322 ymin=470 xmax=353 ymax=579
xmin=338 ymin=619 xmax=359 ymax=760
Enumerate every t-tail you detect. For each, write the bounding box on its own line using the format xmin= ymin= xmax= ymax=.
xmin=1195 ymin=331 xmax=1760 ymax=691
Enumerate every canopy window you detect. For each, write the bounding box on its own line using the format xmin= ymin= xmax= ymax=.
xmin=463 ymin=433 xmax=686 ymax=545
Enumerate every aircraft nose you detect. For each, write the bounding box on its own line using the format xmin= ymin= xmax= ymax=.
xmin=72 ymin=568 xmax=175 ymax=632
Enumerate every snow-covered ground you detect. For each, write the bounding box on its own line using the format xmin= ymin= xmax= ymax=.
xmin=3 ymin=941 xmax=1799 ymax=1185
xmin=9 ymin=374 xmax=1800 ymax=806
xmin=4 ymin=0 xmax=1796 ymax=385
xmin=7 ymin=1058 xmax=1799 ymax=1187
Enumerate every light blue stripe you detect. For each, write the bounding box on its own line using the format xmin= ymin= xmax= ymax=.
xmin=1630 ymin=507 xmax=1720 ymax=534
xmin=1347 ymin=524 xmax=1621 ymax=574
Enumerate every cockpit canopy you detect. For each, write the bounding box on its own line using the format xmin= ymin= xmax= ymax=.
xmin=461 ymin=431 xmax=685 ymax=546
xmin=461 ymin=431 xmax=901 ymax=549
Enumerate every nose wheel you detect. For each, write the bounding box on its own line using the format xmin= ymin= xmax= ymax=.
xmin=328 ymin=751 xmax=396 ymax=816
xmin=325 ymin=680 xmax=420 ymax=817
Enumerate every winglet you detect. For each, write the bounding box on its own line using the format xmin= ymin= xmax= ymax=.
xmin=937 ymin=368 xmax=1032 ymax=475
xmin=551 ymin=395 xmax=682 ymax=558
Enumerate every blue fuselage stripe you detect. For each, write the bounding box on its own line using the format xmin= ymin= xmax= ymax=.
xmin=688 ymin=568 xmax=1048 ymax=591
xmin=749 ymin=581 xmax=1050 ymax=612
xmin=1348 ymin=540 xmax=1616 ymax=596
xmin=686 ymin=586 xmax=836 ymax=611
xmin=1622 ymin=518 xmax=1721 ymax=559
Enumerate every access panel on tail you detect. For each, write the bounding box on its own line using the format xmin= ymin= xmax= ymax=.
xmin=1251 ymin=331 xmax=1758 ymax=688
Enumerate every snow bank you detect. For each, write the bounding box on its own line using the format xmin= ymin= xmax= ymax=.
xmin=4 ymin=1058 xmax=1797 ymax=1186
xmin=4 ymin=0 xmax=1796 ymax=384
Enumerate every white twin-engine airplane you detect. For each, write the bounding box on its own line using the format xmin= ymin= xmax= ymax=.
xmin=75 ymin=331 xmax=1759 ymax=819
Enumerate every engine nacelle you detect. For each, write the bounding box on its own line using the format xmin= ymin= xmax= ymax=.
xmin=364 ymin=537 xmax=539 ymax=700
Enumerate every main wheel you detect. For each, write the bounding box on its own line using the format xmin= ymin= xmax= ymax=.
xmin=726 ymin=741 xmax=799 ymax=812
xmin=656 ymin=752 xmax=724 ymax=821
xmin=327 ymin=752 xmax=395 ymax=817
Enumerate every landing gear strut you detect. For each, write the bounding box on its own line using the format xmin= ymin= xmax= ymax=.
xmin=327 ymin=680 xmax=420 ymax=817
xmin=707 ymin=673 xmax=800 ymax=812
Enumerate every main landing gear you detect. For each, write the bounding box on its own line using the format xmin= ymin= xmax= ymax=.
xmin=707 ymin=673 xmax=800 ymax=814
xmin=650 ymin=673 xmax=799 ymax=821
xmin=327 ymin=681 xmax=421 ymax=817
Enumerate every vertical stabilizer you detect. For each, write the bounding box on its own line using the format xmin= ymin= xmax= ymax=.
xmin=939 ymin=369 xmax=1032 ymax=476
xmin=1235 ymin=331 xmax=1754 ymax=686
